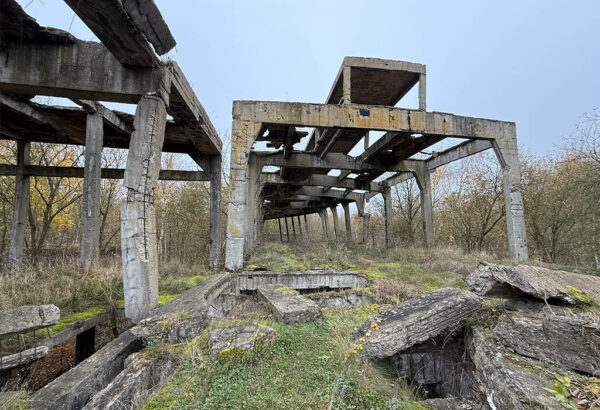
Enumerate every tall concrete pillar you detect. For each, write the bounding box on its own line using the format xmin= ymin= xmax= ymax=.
xmin=319 ymin=210 xmax=328 ymax=238
xmin=493 ymin=131 xmax=528 ymax=260
xmin=285 ymin=217 xmax=290 ymax=241
xmin=291 ymin=216 xmax=297 ymax=240
xmin=383 ymin=187 xmax=393 ymax=248
xmin=304 ymin=214 xmax=309 ymax=234
xmin=330 ymin=206 xmax=340 ymax=239
xmin=244 ymin=153 xmax=262 ymax=256
xmin=342 ymin=202 xmax=352 ymax=241
xmin=8 ymin=141 xmax=31 ymax=269
xmin=225 ymin=116 xmax=259 ymax=271
xmin=278 ymin=218 xmax=283 ymax=242
xmin=362 ymin=213 xmax=370 ymax=244
xmin=208 ymin=155 xmax=222 ymax=269
xmin=296 ymin=215 xmax=303 ymax=237
xmin=121 ymin=94 xmax=168 ymax=323
xmin=414 ymin=166 xmax=434 ymax=247
xmin=80 ymin=112 xmax=103 ymax=272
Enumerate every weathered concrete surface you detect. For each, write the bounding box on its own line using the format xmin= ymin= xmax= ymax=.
xmin=307 ymin=290 xmax=374 ymax=308
xmin=258 ymin=284 xmax=321 ymax=324
xmin=237 ymin=270 xmax=368 ymax=293
xmin=133 ymin=274 xmax=232 ymax=344
xmin=357 ymin=288 xmax=481 ymax=359
xmin=393 ymin=333 xmax=476 ymax=398
xmin=494 ymin=312 xmax=600 ymax=376
xmin=121 ymin=94 xmax=168 ymax=323
xmin=82 ymin=352 xmax=177 ymax=410
xmin=0 ymin=346 xmax=48 ymax=371
xmin=208 ymin=154 xmax=222 ymax=269
xmin=0 ymin=304 xmax=60 ymax=338
xmin=7 ymin=141 xmax=30 ymax=268
xmin=80 ymin=111 xmax=103 ymax=271
xmin=466 ymin=262 xmax=600 ymax=304
xmin=208 ymin=324 xmax=275 ymax=361
xmin=469 ymin=328 xmax=562 ymax=410
xmin=30 ymin=329 xmax=142 ymax=410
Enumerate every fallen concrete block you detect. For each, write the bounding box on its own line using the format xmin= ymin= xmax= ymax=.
xmin=0 ymin=305 xmax=60 ymax=339
xmin=494 ymin=312 xmax=600 ymax=376
xmin=357 ymin=288 xmax=481 ymax=359
xmin=0 ymin=346 xmax=48 ymax=371
xmin=257 ymin=284 xmax=321 ymax=324
xmin=208 ymin=324 xmax=275 ymax=362
xmin=466 ymin=262 xmax=600 ymax=304
xmin=83 ymin=352 xmax=177 ymax=410
xmin=470 ymin=328 xmax=563 ymax=409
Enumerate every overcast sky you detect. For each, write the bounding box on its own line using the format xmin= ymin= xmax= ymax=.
xmin=17 ymin=0 xmax=600 ymax=157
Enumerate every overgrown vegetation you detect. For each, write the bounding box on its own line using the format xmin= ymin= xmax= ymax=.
xmin=143 ymin=307 xmax=426 ymax=410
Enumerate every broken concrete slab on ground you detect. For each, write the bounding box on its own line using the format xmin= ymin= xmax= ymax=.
xmin=0 ymin=305 xmax=60 ymax=339
xmin=208 ymin=324 xmax=276 ymax=362
xmin=258 ymin=284 xmax=322 ymax=324
xmin=356 ymin=288 xmax=482 ymax=359
xmin=466 ymin=262 xmax=600 ymax=304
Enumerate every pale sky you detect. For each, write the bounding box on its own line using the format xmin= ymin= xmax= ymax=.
xmin=16 ymin=0 xmax=600 ymax=157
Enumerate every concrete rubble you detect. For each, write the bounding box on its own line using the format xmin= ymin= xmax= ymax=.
xmin=466 ymin=262 xmax=600 ymax=304
xmin=258 ymin=284 xmax=322 ymax=324
xmin=208 ymin=324 xmax=276 ymax=362
xmin=357 ymin=288 xmax=482 ymax=359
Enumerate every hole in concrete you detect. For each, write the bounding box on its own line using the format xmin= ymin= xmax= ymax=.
xmin=389 ymin=329 xmax=477 ymax=400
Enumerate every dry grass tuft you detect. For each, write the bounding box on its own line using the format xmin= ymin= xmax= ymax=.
xmin=371 ymin=279 xmax=419 ymax=305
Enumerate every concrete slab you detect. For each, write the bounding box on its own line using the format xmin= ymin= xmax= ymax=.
xmin=257 ymin=284 xmax=321 ymax=324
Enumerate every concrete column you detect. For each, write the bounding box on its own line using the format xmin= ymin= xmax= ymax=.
xmin=330 ymin=206 xmax=340 ymax=239
xmin=80 ymin=112 xmax=103 ymax=272
xmin=291 ymin=217 xmax=297 ymax=240
xmin=243 ymin=153 xmax=262 ymax=257
xmin=383 ymin=187 xmax=393 ymax=248
xmin=418 ymin=73 xmax=427 ymax=111
xmin=208 ymin=155 xmax=222 ymax=269
xmin=121 ymin=94 xmax=168 ymax=323
xmin=342 ymin=66 xmax=351 ymax=104
xmin=278 ymin=218 xmax=283 ymax=242
xmin=362 ymin=213 xmax=370 ymax=244
xmin=342 ymin=202 xmax=352 ymax=241
xmin=493 ymin=131 xmax=528 ymax=260
xmin=304 ymin=214 xmax=309 ymax=235
xmin=8 ymin=141 xmax=31 ymax=268
xmin=414 ymin=166 xmax=434 ymax=247
xmin=285 ymin=217 xmax=290 ymax=241
xmin=319 ymin=210 xmax=328 ymax=238
xmin=296 ymin=215 xmax=303 ymax=237
xmin=225 ymin=118 xmax=259 ymax=271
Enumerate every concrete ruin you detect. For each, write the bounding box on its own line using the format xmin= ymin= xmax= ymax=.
xmin=0 ymin=0 xmax=222 ymax=322
xmin=224 ymin=57 xmax=529 ymax=270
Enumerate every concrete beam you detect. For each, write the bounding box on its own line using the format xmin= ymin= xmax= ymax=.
xmin=259 ymin=173 xmax=379 ymax=191
xmin=63 ymin=0 xmax=175 ymax=67
xmin=0 ymin=165 xmax=208 ymax=181
xmin=293 ymin=186 xmax=364 ymax=203
xmin=72 ymin=100 xmax=133 ymax=135
xmin=233 ymin=101 xmax=516 ymax=140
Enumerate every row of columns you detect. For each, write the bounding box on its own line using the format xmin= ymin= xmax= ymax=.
xmin=277 ymin=215 xmax=310 ymax=241
xmin=6 ymin=93 xmax=223 ymax=323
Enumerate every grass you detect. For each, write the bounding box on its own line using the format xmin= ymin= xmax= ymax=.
xmin=142 ymin=307 xmax=426 ymax=410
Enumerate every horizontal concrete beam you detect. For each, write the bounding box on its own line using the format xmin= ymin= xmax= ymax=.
xmin=0 ymin=165 xmax=208 ymax=181
xmin=0 ymin=39 xmax=160 ymax=103
xmin=294 ymin=186 xmax=364 ymax=203
xmin=258 ymin=152 xmax=421 ymax=172
xmin=234 ymin=101 xmax=516 ymax=140
xmin=72 ymin=100 xmax=133 ymax=135
xmin=260 ymin=173 xmax=379 ymax=191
